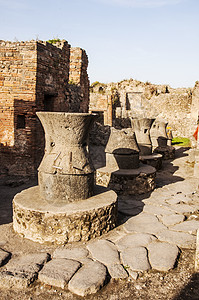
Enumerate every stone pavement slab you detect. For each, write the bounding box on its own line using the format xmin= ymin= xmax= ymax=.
xmin=121 ymin=247 xmax=151 ymax=272
xmin=156 ymin=229 xmax=196 ymax=249
xmin=107 ymin=263 xmax=128 ymax=279
xmin=124 ymin=213 xmax=167 ymax=235
xmin=169 ymin=220 xmax=199 ymax=235
xmin=143 ymin=204 xmax=173 ymax=216
xmin=147 ymin=241 xmax=179 ymax=271
xmin=0 ymin=252 xmax=50 ymax=289
xmin=115 ymin=233 xmax=157 ymax=251
xmin=87 ymin=239 xmax=120 ymax=266
xmin=169 ymin=204 xmax=199 ymax=214
xmin=53 ymin=247 xmax=88 ymax=261
xmin=159 ymin=214 xmax=185 ymax=226
xmin=68 ymin=260 xmax=107 ymax=296
xmin=38 ymin=258 xmax=81 ymax=289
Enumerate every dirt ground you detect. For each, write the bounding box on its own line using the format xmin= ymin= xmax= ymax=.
xmin=0 ymin=147 xmax=199 ymax=299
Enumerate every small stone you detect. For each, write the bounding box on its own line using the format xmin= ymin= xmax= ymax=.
xmin=87 ymin=239 xmax=120 ymax=265
xmin=121 ymin=247 xmax=151 ymax=272
xmin=147 ymin=241 xmax=179 ymax=271
xmin=53 ymin=247 xmax=89 ymax=260
xmin=108 ymin=263 xmax=128 ymax=279
xmin=128 ymin=270 xmax=138 ymax=280
xmin=0 ymin=248 xmax=11 ymax=266
xmin=68 ymin=260 xmax=107 ymax=296
xmin=170 ymin=220 xmax=199 ymax=235
xmin=0 ymin=270 xmax=37 ymax=289
xmin=38 ymin=258 xmax=81 ymax=289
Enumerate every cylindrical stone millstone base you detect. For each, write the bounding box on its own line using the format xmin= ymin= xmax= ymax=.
xmin=153 ymin=146 xmax=175 ymax=160
xmin=96 ymin=165 xmax=156 ymax=195
xmin=13 ymin=186 xmax=118 ymax=245
xmin=38 ymin=172 xmax=94 ymax=204
xmin=139 ymin=153 xmax=163 ymax=170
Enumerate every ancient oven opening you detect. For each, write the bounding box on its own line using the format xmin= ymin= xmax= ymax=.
xmin=43 ymin=94 xmax=55 ymax=112
xmin=16 ymin=114 xmax=26 ymax=129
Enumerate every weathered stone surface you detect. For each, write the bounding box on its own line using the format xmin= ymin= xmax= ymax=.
xmin=143 ymin=204 xmax=173 ymax=216
xmin=87 ymin=239 xmax=120 ymax=266
xmin=159 ymin=214 xmax=185 ymax=226
xmin=139 ymin=153 xmax=162 ymax=170
xmin=170 ymin=220 xmax=199 ymax=235
xmin=124 ymin=213 xmax=167 ymax=235
xmin=68 ymin=260 xmax=107 ymax=296
xmin=0 ymin=248 xmax=11 ymax=266
xmin=96 ymin=165 xmax=156 ymax=195
xmin=147 ymin=241 xmax=179 ymax=271
xmin=0 ymin=253 xmax=50 ymax=289
xmin=13 ymin=186 xmax=117 ymax=244
xmin=0 ymin=270 xmax=37 ymax=289
xmin=156 ymin=229 xmax=196 ymax=249
xmin=53 ymin=247 xmax=89 ymax=260
xmin=169 ymin=204 xmax=199 ymax=214
xmin=121 ymin=247 xmax=151 ymax=272
xmin=5 ymin=252 xmax=50 ymax=274
xmin=116 ymin=233 xmax=157 ymax=251
xmin=38 ymin=258 xmax=81 ymax=288
xmin=195 ymin=228 xmax=199 ymax=271
xmin=108 ymin=263 xmax=128 ymax=279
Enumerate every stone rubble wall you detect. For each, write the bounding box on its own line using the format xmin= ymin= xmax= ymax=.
xmin=90 ymin=79 xmax=196 ymax=139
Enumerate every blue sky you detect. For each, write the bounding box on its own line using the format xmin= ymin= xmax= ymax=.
xmin=0 ymin=0 xmax=198 ymax=88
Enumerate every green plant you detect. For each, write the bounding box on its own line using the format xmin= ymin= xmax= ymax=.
xmin=47 ymin=38 xmax=61 ymax=44
xmin=172 ymin=137 xmax=191 ymax=147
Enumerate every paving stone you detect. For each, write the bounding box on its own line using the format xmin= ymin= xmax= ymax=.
xmin=0 ymin=270 xmax=37 ymax=289
xmin=107 ymin=263 xmax=128 ymax=279
xmin=169 ymin=220 xmax=199 ymax=235
xmin=143 ymin=205 xmax=173 ymax=216
xmin=0 ymin=252 xmax=50 ymax=289
xmin=38 ymin=258 xmax=81 ymax=289
xmin=5 ymin=252 xmax=50 ymax=274
xmin=156 ymin=229 xmax=196 ymax=249
xmin=124 ymin=213 xmax=167 ymax=235
xmin=169 ymin=204 xmax=199 ymax=214
xmin=53 ymin=247 xmax=88 ymax=261
xmin=87 ymin=239 xmax=120 ymax=265
xmin=68 ymin=260 xmax=107 ymax=296
xmin=159 ymin=214 xmax=185 ymax=227
xmin=147 ymin=241 xmax=179 ymax=271
xmin=116 ymin=233 xmax=157 ymax=251
xmin=121 ymin=247 xmax=151 ymax=272
xmin=0 ymin=248 xmax=11 ymax=266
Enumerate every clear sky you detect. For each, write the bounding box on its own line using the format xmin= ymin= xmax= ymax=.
xmin=0 ymin=0 xmax=199 ymax=88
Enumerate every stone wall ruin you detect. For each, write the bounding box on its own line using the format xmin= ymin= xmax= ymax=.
xmin=0 ymin=39 xmax=90 ymax=177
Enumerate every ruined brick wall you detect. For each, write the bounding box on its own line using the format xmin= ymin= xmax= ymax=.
xmin=0 ymin=41 xmax=37 ymax=176
xmin=69 ymin=48 xmax=89 ymax=112
xmin=0 ymin=40 xmax=90 ymax=177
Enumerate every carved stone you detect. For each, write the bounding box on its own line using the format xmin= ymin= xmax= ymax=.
xmin=131 ymin=118 xmax=155 ymax=155
xmin=150 ymin=120 xmax=168 ymax=149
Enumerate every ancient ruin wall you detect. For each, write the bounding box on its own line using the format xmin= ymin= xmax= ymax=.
xmin=69 ymin=47 xmax=90 ymax=112
xmin=0 ymin=40 xmax=90 ymax=177
xmin=90 ymin=79 xmax=194 ymax=138
xmin=0 ymin=41 xmax=37 ymax=175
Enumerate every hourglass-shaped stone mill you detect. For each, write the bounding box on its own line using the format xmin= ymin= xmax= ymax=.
xmin=131 ymin=118 xmax=163 ymax=170
xmin=96 ymin=127 xmax=156 ymax=195
xmin=13 ymin=112 xmax=117 ymax=244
